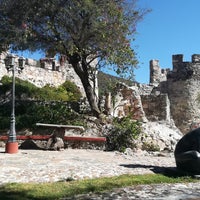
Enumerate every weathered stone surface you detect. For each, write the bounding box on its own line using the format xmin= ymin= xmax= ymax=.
xmin=141 ymin=94 xmax=171 ymax=122
xmin=46 ymin=135 xmax=64 ymax=151
xmin=111 ymin=82 xmax=147 ymax=122
xmin=174 ymin=127 xmax=200 ymax=174
xmin=138 ymin=121 xmax=182 ymax=152
xmin=150 ymin=59 xmax=167 ymax=85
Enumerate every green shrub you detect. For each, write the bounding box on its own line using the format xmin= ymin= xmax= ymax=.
xmin=106 ymin=117 xmax=141 ymax=152
xmin=61 ymin=80 xmax=82 ymax=101
xmin=0 ymin=76 xmax=84 ymax=131
xmin=0 ymin=101 xmax=86 ymax=130
xmin=0 ymin=76 xmax=82 ymax=101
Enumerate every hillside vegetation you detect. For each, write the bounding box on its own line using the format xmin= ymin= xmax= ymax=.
xmin=98 ymin=71 xmax=135 ymax=95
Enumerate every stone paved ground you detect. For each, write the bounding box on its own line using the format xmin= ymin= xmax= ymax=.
xmin=66 ymin=182 xmax=200 ymax=200
xmin=0 ymin=148 xmax=199 ymax=199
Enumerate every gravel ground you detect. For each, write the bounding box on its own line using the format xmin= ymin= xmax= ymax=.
xmin=0 ymin=148 xmax=199 ymax=199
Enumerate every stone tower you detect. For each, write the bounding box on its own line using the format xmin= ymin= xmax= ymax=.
xmin=166 ymin=54 xmax=200 ymax=133
xmin=150 ymin=59 xmax=168 ymax=86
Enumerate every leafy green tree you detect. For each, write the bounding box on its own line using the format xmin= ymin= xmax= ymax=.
xmin=0 ymin=0 xmax=147 ymax=118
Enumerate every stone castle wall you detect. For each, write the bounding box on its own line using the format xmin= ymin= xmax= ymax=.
xmin=0 ymin=53 xmax=85 ymax=96
xmin=141 ymin=94 xmax=170 ymax=122
xmin=114 ymin=54 xmax=200 ymax=134
xmin=1 ymin=51 xmax=200 ymax=134
xmin=149 ymin=54 xmax=200 ymax=134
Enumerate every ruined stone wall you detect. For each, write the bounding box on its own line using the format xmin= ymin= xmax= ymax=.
xmin=0 ymin=53 xmax=85 ymax=96
xmin=141 ymin=94 xmax=171 ymax=122
xmin=149 ymin=59 xmax=168 ymax=86
xmin=0 ymin=52 xmax=7 ymax=80
xmin=137 ymin=83 xmax=154 ymax=95
xmin=105 ymin=82 xmax=171 ymax=126
xmin=149 ymin=54 xmax=200 ymax=134
xmin=111 ymin=83 xmax=147 ymax=122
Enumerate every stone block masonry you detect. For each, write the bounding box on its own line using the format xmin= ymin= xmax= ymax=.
xmin=150 ymin=54 xmax=200 ymax=134
xmin=149 ymin=59 xmax=168 ymax=86
xmin=0 ymin=53 xmax=85 ymax=96
xmin=141 ymin=94 xmax=170 ymax=122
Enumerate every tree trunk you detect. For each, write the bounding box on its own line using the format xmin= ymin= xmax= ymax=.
xmin=68 ymin=54 xmax=101 ymax=118
xmin=80 ymin=75 xmax=101 ymax=118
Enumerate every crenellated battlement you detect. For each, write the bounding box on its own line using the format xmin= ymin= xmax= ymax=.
xmin=192 ymin=54 xmax=200 ymax=63
xmin=0 ymin=52 xmax=66 ymax=72
xmin=172 ymin=54 xmax=200 ymax=72
xmin=150 ymin=54 xmax=200 ymax=84
xmin=172 ymin=54 xmax=200 ymax=64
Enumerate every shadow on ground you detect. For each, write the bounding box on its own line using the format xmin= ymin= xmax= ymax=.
xmin=119 ymin=163 xmax=200 ymax=178
xmin=0 ymin=185 xmax=38 ymax=200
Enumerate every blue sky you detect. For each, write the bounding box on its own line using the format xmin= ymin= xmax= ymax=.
xmin=22 ymin=0 xmax=200 ymax=84
xmin=134 ymin=0 xmax=200 ymax=83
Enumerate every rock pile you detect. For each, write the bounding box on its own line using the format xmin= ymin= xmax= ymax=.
xmin=138 ymin=121 xmax=182 ymax=152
